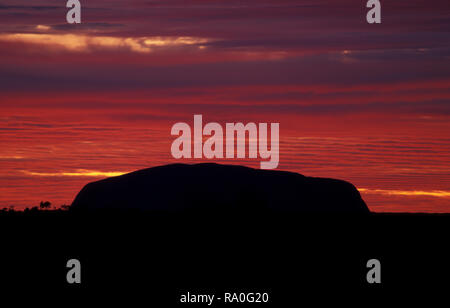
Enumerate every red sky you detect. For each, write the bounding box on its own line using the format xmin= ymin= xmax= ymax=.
xmin=1 ymin=0 xmax=449 ymax=212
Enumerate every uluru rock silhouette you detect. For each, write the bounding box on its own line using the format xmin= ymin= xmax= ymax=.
xmin=71 ymin=163 xmax=369 ymax=213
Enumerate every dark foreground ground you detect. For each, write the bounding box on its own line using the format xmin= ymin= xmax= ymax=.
xmin=1 ymin=210 xmax=449 ymax=304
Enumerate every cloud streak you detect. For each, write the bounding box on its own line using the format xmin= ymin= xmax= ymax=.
xmin=0 ymin=32 xmax=210 ymax=53
xmin=359 ymin=188 xmax=450 ymax=198
xmin=21 ymin=169 xmax=128 ymax=177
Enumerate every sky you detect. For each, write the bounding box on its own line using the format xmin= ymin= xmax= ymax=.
xmin=0 ymin=0 xmax=449 ymax=212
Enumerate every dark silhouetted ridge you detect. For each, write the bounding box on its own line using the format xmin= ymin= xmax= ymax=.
xmin=71 ymin=163 xmax=369 ymax=213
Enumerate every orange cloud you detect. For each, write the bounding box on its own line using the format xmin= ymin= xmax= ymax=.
xmin=359 ymin=188 xmax=450 ymax=198
xmin=22 ymin=170 xmax=127 ymax=177
xmin=35 ymin=25 xmax=51 ymax=31
xmin=0 ymin=32 xmax=210 ymax=53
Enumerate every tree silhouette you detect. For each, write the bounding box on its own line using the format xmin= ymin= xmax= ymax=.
xmin=39 ymin=201 xmax=51 ymax=210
